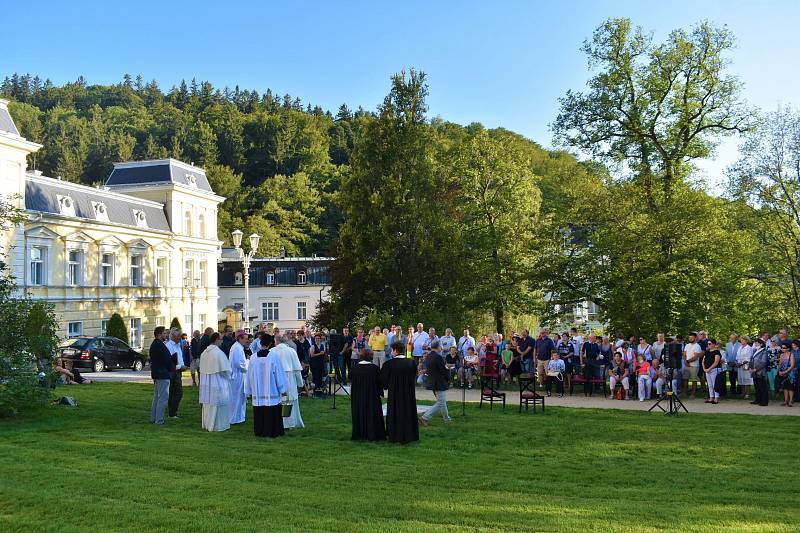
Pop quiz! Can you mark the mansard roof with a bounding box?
[106,158,214,193]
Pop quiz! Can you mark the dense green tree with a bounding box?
[170,317,182,330]
[449,128,541,333]
[729,106,800,329]
[105,313,128,345]
[333,69,462,321]
[550,18,754,333]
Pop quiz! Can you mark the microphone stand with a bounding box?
[461,351,467,417]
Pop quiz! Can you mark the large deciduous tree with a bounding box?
[550,18,753,333]
[729,106,800,329]
[333,69,461,321]
[449,128,540,333]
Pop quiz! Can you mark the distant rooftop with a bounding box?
[219,247,334,262]
[106,158,215,193]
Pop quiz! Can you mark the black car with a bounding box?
[58,336,147,373]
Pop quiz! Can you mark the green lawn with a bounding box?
[0,383,797,532]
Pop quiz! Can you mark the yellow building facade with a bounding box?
[0,99,224,348]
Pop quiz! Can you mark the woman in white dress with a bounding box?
[199,333,233,432]
[736,335,754,399]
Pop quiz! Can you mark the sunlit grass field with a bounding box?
[1,382,797,532]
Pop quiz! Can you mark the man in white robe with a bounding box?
[229,331,249,424]
[271,336,305,429]
[199,336,232,432]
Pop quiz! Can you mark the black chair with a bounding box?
[519,373,545,413]
[479,357,505,410]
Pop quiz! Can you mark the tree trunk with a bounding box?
[494,305,505,337]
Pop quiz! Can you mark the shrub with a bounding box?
[170,317,182,330]
[106,313,128,345]
[0,263,59,417]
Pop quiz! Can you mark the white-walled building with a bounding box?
[217,249,332,331]
[0,99,224,346]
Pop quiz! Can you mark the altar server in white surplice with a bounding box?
[229,331,249,424]
[270,334,305,429]
[199,333,232,432]
[245,338,288,438]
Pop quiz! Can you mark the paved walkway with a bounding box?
[84,370,799,416]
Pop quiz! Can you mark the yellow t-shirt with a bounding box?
[369,333,388,352]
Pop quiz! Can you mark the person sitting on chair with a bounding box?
[460,346,479,389]
[446,346,459,383]
[635,354,652,402]
[609,353,630,399]
[651,358,666,398]
[545,351,565,397]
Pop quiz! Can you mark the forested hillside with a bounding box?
[1,73,370,256]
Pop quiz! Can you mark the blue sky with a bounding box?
[5,0,800,185]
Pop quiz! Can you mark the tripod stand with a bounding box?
[648,367,688,415]
[329,358,350,410]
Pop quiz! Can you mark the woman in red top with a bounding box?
[635,354,651,402]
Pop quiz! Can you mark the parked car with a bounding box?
[58,336,147,373]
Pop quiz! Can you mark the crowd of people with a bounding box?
[145,321,798,444]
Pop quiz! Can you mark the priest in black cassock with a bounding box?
[380,341,419,444]
[350,348,386,441]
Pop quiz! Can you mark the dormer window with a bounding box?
[234,272,243,285]
[186,173,197,187]
[91,201,109,222]
[266,271,275,285]
[132,209,148,228]
[57,195,76,217]
[297,270,307,285]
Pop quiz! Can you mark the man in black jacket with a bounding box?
[149,326,174,425]
[419,340,452,425]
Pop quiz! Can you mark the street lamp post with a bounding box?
[232,229,260,332]
[184,277,201,334]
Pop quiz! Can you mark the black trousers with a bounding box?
[728,367,739,394]
[310,358,325,394]
[168,372,183,417]
[546,375,564,394]
[753,375,769,406]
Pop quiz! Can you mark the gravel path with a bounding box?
[84,370,799,416]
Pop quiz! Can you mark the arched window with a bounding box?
[184,211,192,236]
[198,213,206,239]
[234,272,243,285]
[297,270,307,284]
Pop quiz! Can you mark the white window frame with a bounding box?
[184,259,194,285]
[199,313,207,330]
[67,249,82,286]
[266,271,275,285]
[297,270,307,285]
[100,253,114,287]
[129,317,143,349]
[296,301,307,321]
[67,321,83,338]
[198,212,206,239]
[184,210,193,236]
[155,257,168,287]
[130,254,144,287]
[234,271,243,285]
[100,319,110,336]
[262,301,279,321]
[29,246,46,286]
[198,260,207,287]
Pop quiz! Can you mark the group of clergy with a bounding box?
[350,340,421,444]
[198,331,428,444]
[199,331,304,438]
